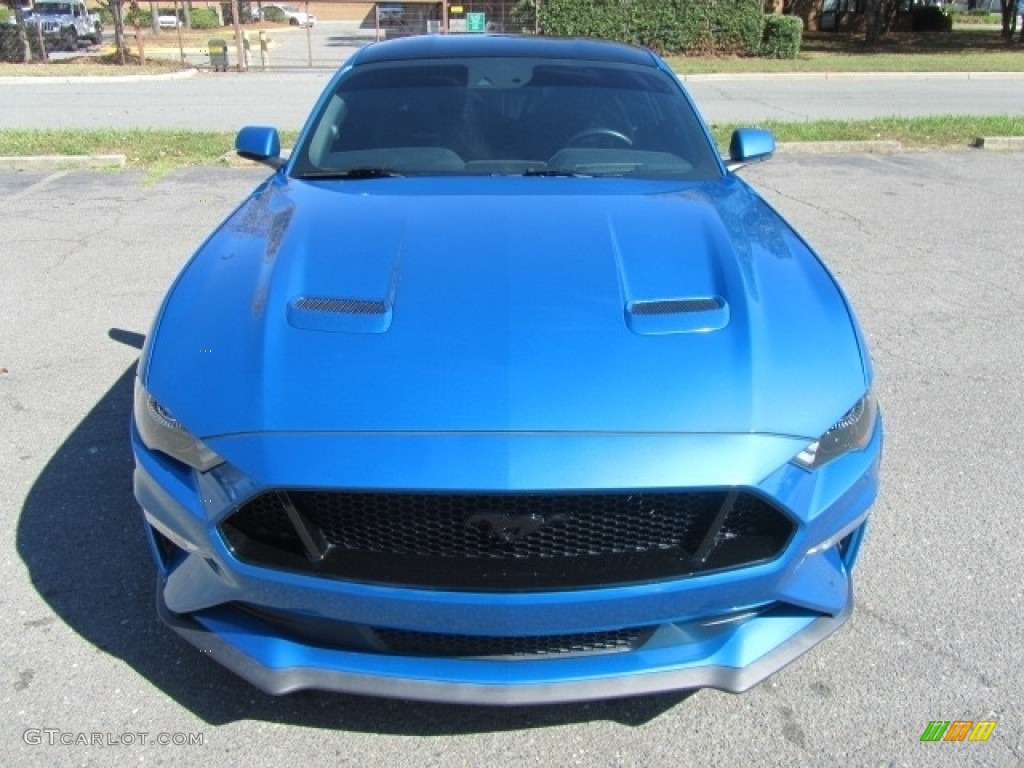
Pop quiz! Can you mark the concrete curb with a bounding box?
[0,68,198,85]
[775,139,904,155]
[972,135,1024,150]
[1,68,1023,85]
[0,154,126,171]
[680,70,1024,82]
[4,138,1023,173]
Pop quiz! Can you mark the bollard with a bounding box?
[259,29,270,70]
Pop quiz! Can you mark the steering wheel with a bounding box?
[565,128,633,148]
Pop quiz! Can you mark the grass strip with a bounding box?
[709,114,1024,150]
[0,118,1022,172]
[0,128,299,172]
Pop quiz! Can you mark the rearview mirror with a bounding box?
[726,128,775,172]
[235,125,283,169]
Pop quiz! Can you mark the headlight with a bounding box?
[133,379,224,472]
[794,392,877,471]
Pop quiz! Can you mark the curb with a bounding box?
[775,139,903,155]
[680,70,1024,82]
[972,135,1024,150]
[0,154,126,171]
[0,68,198,85]
[3,138,1023,173]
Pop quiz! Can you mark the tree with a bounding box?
[11,1,32,62]
[864,0,899,45]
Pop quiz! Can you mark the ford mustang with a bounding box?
[131,34,882,705]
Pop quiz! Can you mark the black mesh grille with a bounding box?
[220,490,794,590]
[234,603,653,658]
[374,626,651,657]
[631,298,722,315]
[294,297,388,315]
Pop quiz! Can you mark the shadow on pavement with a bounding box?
[16,328,690,732]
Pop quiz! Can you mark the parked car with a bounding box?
[133,34,882,705]
[23,0,101,49]
[255,3,314,26]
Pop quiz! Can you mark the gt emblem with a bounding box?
[466,511,568,543]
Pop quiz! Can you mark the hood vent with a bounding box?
[626,296,729,335]
[295,297,388,315]
[631,298,723,316]
[288,296,392,334]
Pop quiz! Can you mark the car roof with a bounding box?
[350,35,660,68]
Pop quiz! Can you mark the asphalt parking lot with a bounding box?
[1,153,1021,767]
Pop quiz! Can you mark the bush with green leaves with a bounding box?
[124,8,154,27]
[261,6,286,22]
[190,8,220,28]
[538,0,764,56]
[911,5,952,31]
[0,24,44,61]
[761,14,802,58]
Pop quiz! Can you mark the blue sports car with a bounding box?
[131,34,882,704]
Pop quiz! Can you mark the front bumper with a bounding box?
[156,585,853,704]
[133,420,881,705]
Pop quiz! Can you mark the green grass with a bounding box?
[1,119,1022,172]
[0,129,299,172]
[709,114,1024,150]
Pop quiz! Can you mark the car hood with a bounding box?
[144,174,868,441]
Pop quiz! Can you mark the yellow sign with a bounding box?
[450,5,463,12]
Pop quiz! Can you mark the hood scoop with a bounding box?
[287,295,393,333]
[626,296,729,335]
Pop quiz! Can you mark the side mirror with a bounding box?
[235,125,283,169]
[726,128,775,172]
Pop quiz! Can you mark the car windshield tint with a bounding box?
[35,3,71,13]
[292,57,722,181]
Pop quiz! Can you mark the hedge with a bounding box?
[761,14,802,58]
[97,6,221,29]
[0,24,45,61]
[538,0,765,56]
[190,8,220,28]
[261,5,286,22]
[910,5,952,31]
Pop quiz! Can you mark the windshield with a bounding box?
[34,2,72,13]
[291,57,722,181]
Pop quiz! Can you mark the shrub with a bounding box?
[0,24,44,61]
[538,0,764,56]
[123,8,154,27]
[261,5,286,22]
[761,14,802,58]
[910,5,952,31]
[190,8,220,28]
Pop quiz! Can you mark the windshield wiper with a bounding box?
[522,168,591,178]
[298,168,405,180]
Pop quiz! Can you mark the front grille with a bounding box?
[235,603,653,658]
[220,490,794,590]
[373,626,650,657]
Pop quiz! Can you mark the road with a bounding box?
[1,152,1022,767]
[3,21,1024,130]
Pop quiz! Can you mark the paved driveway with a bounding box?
[1,153,1021,766]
